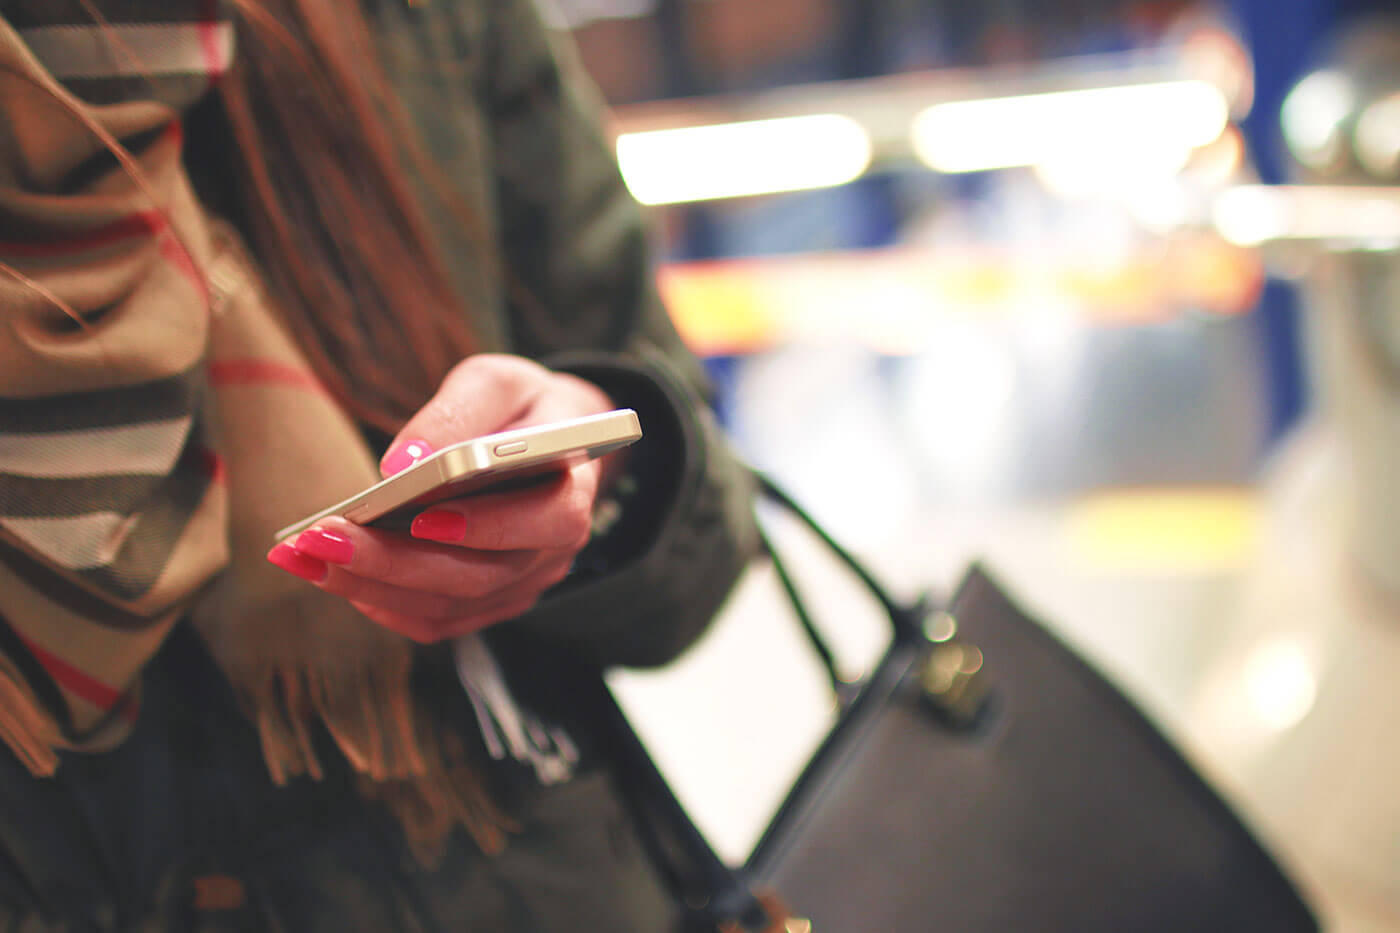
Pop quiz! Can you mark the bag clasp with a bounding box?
[919,611,992,728]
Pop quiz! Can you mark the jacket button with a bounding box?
[191,874,247,912]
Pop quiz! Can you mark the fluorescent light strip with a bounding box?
[1213,185,1400,246]
[911,80,1230,174]
[616,114,872,205]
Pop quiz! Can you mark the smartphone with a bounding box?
[273,408,642,542]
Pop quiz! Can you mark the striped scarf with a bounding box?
[0,6,511,860]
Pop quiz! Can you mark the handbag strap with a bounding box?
[754,473,926,645]
[596,471,932,931]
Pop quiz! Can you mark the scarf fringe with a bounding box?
[240,654,515,865]
[0,667,60,777]
[0,643,516,867]
[357,719,519,867]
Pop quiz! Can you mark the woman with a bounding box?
[0,0,757,928]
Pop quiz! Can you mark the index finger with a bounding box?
[380,355,550,477]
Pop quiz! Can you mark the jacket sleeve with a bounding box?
[480,0,759,668]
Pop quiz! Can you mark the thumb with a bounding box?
[379,354,550,477]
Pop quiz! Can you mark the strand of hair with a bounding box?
[0,261,90,332]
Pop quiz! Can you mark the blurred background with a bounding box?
[557,0,1400,929]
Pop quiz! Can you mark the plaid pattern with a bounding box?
[0,11,227,759]
[7,0,229,107]
[0,6,512,850]
[0,381,210,598]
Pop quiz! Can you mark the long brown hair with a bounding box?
[219,0,480,433]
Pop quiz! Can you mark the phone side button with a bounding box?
[493,441,528,456]
[345,504,374,523]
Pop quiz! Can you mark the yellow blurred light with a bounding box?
[1067,488,1258,575]
[654,263,776,356]
[910,80,1230,174]
[615,114,872,205]
[1213,184,1400,245]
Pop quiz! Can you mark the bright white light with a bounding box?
[910,80,1230,174]
[1355,94,1400,179]
[1126,181,1191,233]
[1213,184,1400,245]
[1242,638,1317,733]
[616,114,872,205]
[1212,185,1293,246]
[1034,144,1193,199]
[902,323,1018,500]
[1184,126,1246,188]
[1281,70,1354,169]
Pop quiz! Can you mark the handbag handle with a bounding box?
[754,475,930,683]
[594,471,935,932]
[754,474,914,626]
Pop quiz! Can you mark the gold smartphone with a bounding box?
[273,408,641,542]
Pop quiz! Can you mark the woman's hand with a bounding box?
[266,354,618,642]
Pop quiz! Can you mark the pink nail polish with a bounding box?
[411,510,467,543]
[267,542,328,582]
[293,527,354,565]
[382,438,434,476]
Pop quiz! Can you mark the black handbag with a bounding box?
[590,475,1319,932]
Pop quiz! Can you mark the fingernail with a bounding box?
[267,542,328,582]
[411,510,467,543]
[382,438,434,476]
[293,527,354,565]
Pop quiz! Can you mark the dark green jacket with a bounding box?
[0,0,757,928]
[359,0,760,671]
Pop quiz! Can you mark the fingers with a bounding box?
[267,537,574,643]
[285,460,597,582]
[344,558,572,643]
[351,594,544,643]
[290,517,543,598]
[269,354,619,643]
[266,458,598,644]
[319,555,573,625]
[408,467,599,552]
[379,355,550,478]
[377,356,617,479]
